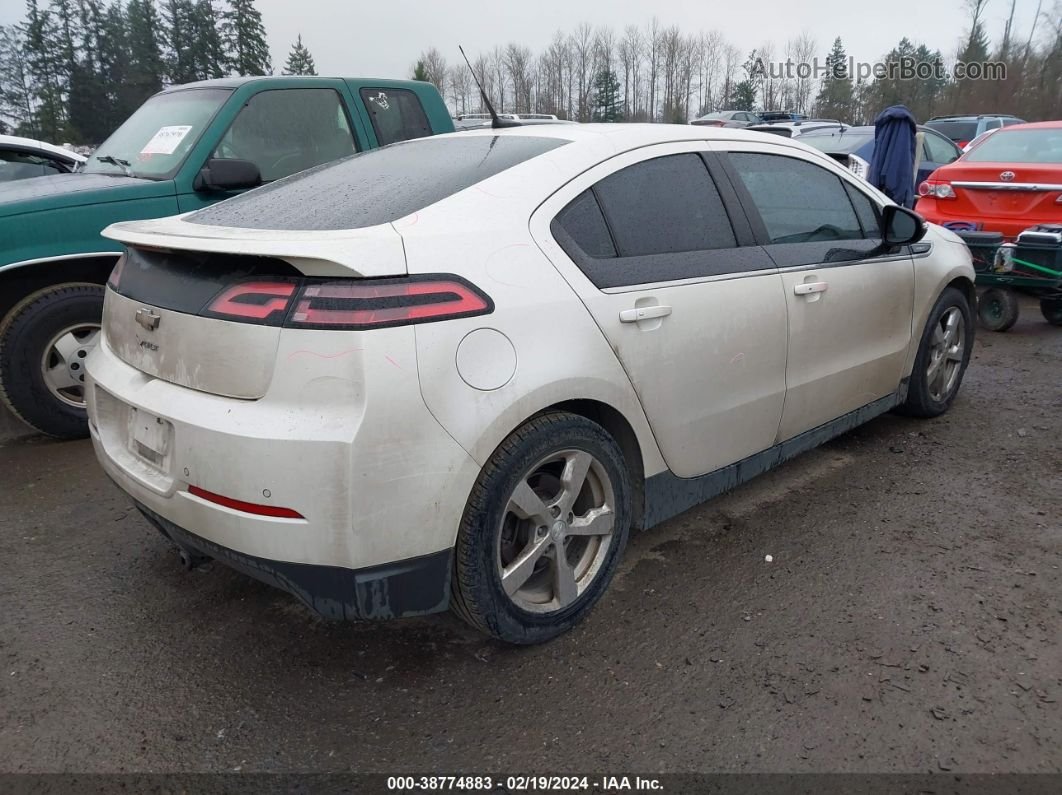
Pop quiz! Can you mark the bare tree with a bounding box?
[645,17,661,121]
[619,25,643,120]
[570,23,596,121]
[505,43,533,114]
[420,47,448,95]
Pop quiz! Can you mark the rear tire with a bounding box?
[977,288,1019,332]
[900,287,974,419]
[451,412,631,645]
[0,283,103,439]
[1040,298,1062,327]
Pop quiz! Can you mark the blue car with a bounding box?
[799,124,963,186]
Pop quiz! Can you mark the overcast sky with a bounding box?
[0,0,1050,78]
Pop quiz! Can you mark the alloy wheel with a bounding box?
[40,323,100,407]
[926,307,965,402]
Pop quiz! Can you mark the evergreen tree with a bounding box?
[125,0,165,101]
[190,0,226,80]
[283,33,316,76]
[161,0,197,84]
[222,0,271,76]
[0,25,35,133]
[729,79,758,111]
[19,0,67,140]
[591,67,622,121]
[411,59,428,82]
[814,37,855,120]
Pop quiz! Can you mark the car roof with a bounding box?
[927,114,1022,120]
[161,76,422,92]
[994,120,1062,130]
[0,134,85,162]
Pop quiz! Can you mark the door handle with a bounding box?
[619,305,673,323]
[794,282,828,296]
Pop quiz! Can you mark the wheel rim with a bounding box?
[926,307,965,402]
[984,298,1003,321]
[40,323,100,408]
[495,449,616,614]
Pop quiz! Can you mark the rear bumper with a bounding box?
[916,200,1051,239]
[135,501,451,620]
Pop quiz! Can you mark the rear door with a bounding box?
[716,144,915,440]
[532,142,788,479]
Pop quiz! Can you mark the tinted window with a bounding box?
[729,152,864,244]
[842,182,882,238]
[925,120,978,142]
[361,88,431,145]
[924,131,960,164]
[1001,118,1024,127]
[964,128,1062,164]
[214,89,356,182]
[555,191,616,258]
[594,154,737,256]
[188,135,568,231]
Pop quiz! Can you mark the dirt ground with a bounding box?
[1,297,1059,776]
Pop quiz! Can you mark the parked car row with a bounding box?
[0,135,85,182]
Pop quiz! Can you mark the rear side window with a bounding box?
[555,191,616,258]
[187,135,568,230]
[594,154,737,256]
[360,88,431,145]
[728,152,864,243]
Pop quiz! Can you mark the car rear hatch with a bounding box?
[101,222,409,399]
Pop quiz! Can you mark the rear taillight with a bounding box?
[289,278,490,329]
[107,255,125,289]
[206,281,297,324]
[918,180,957,200]
[202,275,492,329]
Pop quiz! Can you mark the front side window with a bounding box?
[214,89,356,182]
[84,88,230,180]
[728,152,864,244]
[360,88,432,146]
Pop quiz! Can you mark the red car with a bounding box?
[916,121,1062,239]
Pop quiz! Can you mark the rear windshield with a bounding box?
[801,131,874,154]
[964,128,1062,164]
[925,120,978,142]
[187,135,569,231]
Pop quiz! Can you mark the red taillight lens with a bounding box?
[205,281,297,324]
[918,180,956,200]
[956,140,969,149]
[287,276,492,330]
[107,255,125,289]
[200,275,491,329]
[188,485,304,519]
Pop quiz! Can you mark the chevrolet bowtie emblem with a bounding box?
[135,307,161,331]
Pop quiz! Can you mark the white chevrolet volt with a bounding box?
[87,125,976,644]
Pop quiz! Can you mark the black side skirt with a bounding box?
[643,389,905,529]
[135,503,452,621]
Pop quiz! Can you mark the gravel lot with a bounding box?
[1,297,1059,775]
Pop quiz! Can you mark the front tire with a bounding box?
[451,412,632,645]
[0,283,104,439]
[900,287,974,419]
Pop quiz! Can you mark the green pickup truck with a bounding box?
[0,76,454,438]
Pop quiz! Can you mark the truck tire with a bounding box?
[0,283,104,439]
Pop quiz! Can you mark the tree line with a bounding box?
[415,0,1061,125]
[0,0,318,145]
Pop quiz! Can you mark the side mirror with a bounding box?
[194,158,262,192]
[882,204,927,246]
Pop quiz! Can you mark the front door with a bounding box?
[720,146,915,440]
[532,143,788,479]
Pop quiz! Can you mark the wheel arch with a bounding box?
[0,254,119,323]
[539,398,648,532]
[947,275,976,311]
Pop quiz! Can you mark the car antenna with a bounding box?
[458,45,521,129]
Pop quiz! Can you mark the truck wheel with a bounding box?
[977,288,1019,332]
[1040,298,1062,327]
[451,412,631,645]
[0,283,104,439]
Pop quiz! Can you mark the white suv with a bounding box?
[87,125,976,644]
